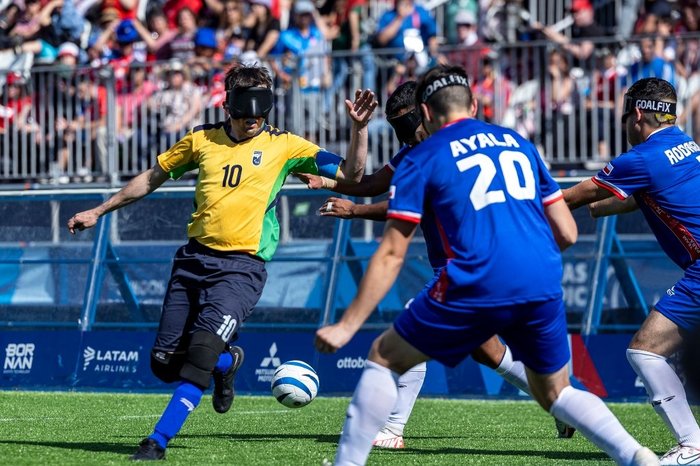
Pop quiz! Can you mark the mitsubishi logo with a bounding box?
[261,343,281,368]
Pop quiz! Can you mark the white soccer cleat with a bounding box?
[659,444,700,465]
[631,447,659,466]
[372,428,405,449]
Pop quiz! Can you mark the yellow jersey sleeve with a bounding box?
[286,133,343,179]
[157,130,198,180]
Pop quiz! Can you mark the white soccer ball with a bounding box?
[270,360,319,408]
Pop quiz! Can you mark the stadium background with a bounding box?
[0,0,696,400]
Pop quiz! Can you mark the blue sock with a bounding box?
[214,351,233,373]
[149,381,203,449]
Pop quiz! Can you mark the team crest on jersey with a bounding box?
[252,150,263,166]
[602,162,614,176]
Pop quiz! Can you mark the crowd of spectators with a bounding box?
[0,0,700,182]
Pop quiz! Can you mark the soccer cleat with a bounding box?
[212,346,245,414]
[555,418,576,439]
[631,447,659,466]
[372,428,405,449]
[659,444,700,465]
[130,438,165,461]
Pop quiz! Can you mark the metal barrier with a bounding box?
[1,34,699,183]
[0,180,681,334]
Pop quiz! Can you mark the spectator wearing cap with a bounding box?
[147,62,203,152]
[532,0,608,65]
[448,10,487,84]
[374,0,439,66]
[109,20,147,85]
[190,28,224,81]
[271,0,331,89]
[57,41,80,66]
[244,0,280,59]
[157,7,198,61]
[270,0,332,138]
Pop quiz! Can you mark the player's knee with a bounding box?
[150,350,186,384]
[180,331,227,388]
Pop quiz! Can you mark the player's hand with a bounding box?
[67,209,100,234]
[315,322,355,353]
[346,89,378,128]
[319,197,355,219]
[295,172,325,189]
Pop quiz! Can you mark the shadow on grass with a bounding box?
[179,432,341,444]
[0,439,186,455]
[394,446,610,461]
[178,433,612,462]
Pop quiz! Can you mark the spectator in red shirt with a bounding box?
[162,0,203,28]
[0,72,38,178]
[101,0,137,20]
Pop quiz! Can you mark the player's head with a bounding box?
[415,65,477,135]
[622,77,677,146]
[223,64,274,138]
[386,81,426,146]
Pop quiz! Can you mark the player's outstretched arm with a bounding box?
[544,198,578,251]
[563,178,614,210]
[588,196,638,218]
[297,166,394,197]
[319,198,389,221]
[315,218,416,353]
[336,89,378,183]
[67,164,170,234]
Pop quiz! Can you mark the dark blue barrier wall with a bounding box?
[1,329,662,400]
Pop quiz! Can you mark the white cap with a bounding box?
[58,42,80,58]
[455,10,476,25]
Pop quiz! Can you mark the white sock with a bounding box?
[627,348,700,448]
[384,362,426,435]
[550,386,641,465]
[495,345,531,395]
[335,361,399,466]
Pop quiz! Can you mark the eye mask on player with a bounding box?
[388,108,422,145]
[226,87,273,119]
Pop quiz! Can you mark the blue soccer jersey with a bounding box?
[387,118,564,307]
[593,126,700,269]
[387,145,447,271]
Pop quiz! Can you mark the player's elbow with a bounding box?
[557,223,578,251]
[588,203,604,218]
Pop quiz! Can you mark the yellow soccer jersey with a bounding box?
[157,122,343,260]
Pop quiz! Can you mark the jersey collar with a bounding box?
[225,120,266,144]
[645,125,675,141]
[440,117,470,129]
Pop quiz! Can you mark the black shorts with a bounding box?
[153,239,267,354]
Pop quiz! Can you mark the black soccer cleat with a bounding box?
[212,345,245,414]
[555,418,576,439]
[130,438,165,461]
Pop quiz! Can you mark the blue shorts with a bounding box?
[393,291,570,374]
[154,239,267,354]
[654,261,700,331]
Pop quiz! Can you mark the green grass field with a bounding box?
[0,392,680,465]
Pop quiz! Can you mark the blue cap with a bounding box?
[194,28,218,49]
[116,20,139,44]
